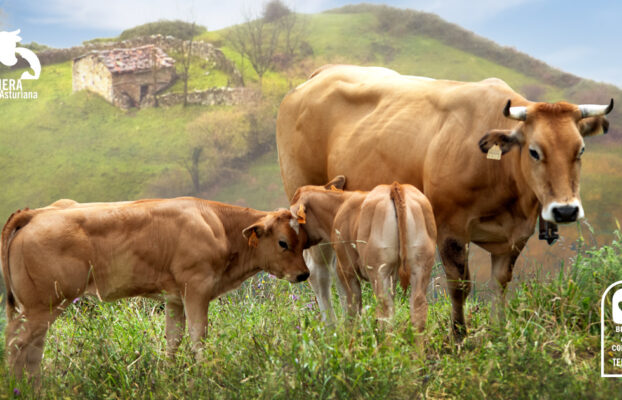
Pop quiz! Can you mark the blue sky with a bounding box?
[1,0,620,88]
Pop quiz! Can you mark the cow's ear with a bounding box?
[478,129,524,155]
[242,223,265,247]
[324,175,346,190]
[578,116,609,137]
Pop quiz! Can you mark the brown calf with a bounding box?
[2,197,310,379]
[290,177,436,331]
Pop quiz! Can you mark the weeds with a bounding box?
[2,236,622,398]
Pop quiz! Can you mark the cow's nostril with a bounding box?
[296,272,310,282]
[552,205,579,223]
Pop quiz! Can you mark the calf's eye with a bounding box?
[577,147,585,159]
[278,240,288,250]
[529,148,540,161]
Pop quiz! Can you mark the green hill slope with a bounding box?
[1,5,621,242]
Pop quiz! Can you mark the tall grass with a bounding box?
[2,235,622,398]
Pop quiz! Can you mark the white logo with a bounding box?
[601,281,622,377]
[0,29,40,100]
[0,29,40,79]
[613,289,622,325]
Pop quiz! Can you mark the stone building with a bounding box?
[72,45,176,108]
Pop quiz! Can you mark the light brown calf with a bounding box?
[1,197,310,379]
[290,177,436,330]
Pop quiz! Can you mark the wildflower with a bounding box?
[289,294,299,301]
[296,325,301,331]
[72,297,80,304]
[13,388,20,396]
[306,302,314,309]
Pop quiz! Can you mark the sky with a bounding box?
[1,0,620,88]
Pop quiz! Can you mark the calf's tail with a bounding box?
[390,182,410,291]
[1,208,34,320]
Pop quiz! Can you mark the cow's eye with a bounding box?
[278,240,288,250]
[577,147,585,159]
[529,148,540,161]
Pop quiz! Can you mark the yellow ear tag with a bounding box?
[296,204,306,224]
[248,231,259,248]
[487,144,502,160]
[330,185,341,192]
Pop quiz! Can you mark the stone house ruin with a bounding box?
[72,45,176,108]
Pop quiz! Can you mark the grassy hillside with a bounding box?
[0,7,621,260]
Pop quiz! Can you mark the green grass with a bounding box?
[2,235,622,398]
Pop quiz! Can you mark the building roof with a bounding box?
[75,45,175,74]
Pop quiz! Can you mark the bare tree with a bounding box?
[179,22,196,107]
[227,8,281,88]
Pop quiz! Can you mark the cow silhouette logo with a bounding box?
[613,288,622,324]
[0,29,41,80]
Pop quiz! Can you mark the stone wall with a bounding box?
[72,54,113,102]
[112,67,176,107]
[17,35,243,85]
[155,87,259,108]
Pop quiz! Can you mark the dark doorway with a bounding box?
[140,84,149,101]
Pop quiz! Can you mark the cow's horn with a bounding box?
[579,98,614,118]
[503,100,527,121]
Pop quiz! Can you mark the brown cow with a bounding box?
[276,64,613,336]
[2,197,310,379]
[290,177,436,331]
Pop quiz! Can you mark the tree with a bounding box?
[175,22,200,107]
[184,109,250,193]
[263,0,291,22]
[226,6,282,88]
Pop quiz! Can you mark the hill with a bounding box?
[0,5,621,277]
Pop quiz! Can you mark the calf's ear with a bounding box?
[242,223,265,247]
[478,129,524,155]
[289,203,306,224]
[324,175,346,190]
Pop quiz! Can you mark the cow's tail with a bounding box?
[2,208,34,320]
[390,183,410,292]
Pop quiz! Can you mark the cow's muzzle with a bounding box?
[541,199,584,224]
[552,205,579,223]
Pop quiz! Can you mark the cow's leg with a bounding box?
[305,245,337,324]
[6,309,61,382]
[490,245,523,322]
[409,249,435,333]
[439,236,471,339]
[183,293,209,362]
[165,297,186,357]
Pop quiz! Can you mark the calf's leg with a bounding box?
[183,293,210,362]
[6,308,62,382]
[165,297,186,357]
[409,249,435,333]
[305,245,338,324]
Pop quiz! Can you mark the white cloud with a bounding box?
[27,0,332,31]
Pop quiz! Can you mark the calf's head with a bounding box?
[479,99,613,223]
[242,209,310,283]
[289,175,347,245]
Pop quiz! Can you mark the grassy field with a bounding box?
[1,234,622,398]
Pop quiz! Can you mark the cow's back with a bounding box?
[277,65,524,201]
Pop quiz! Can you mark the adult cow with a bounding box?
[2,197,310,379]
[276,64,613,336]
